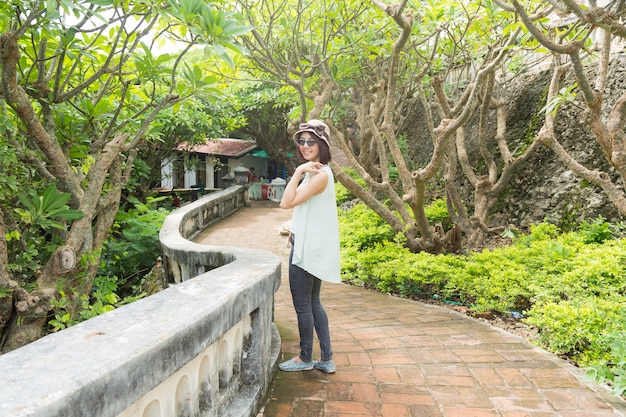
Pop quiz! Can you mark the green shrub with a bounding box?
[610,221,626,238]
[371,249,465,298]
[528,221,561,240]
[335,182,354,206]
[526,296,625,365]
[338,203,394,250]
[49,275,142,331]
[578,216,613,244]
[345,241,411,290]
[424,198,453,231]
[450,250,537,312]
[335,168,367,205]
[99,196,169,295]
[586,328,626,397]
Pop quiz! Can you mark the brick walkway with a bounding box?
[194,200,626,417]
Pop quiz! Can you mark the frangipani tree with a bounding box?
[0,0,249,352]
[239,0,545,252]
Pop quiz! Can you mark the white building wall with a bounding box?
[184,156,197,188]
[161,158,174,189]
[205,159,215,189]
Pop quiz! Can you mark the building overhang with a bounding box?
[177,138,258,158]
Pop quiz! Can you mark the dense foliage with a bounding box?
[100,197,170,293]
[0,0,250,351]
[48,198,170,331]
[338,202,626,396]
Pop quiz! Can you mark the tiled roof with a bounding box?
[177,139,257,158]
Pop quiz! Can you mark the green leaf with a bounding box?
[17,186,83,231]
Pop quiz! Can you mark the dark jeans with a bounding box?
[288,239,333,362]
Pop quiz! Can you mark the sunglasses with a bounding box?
[297,138,318,147]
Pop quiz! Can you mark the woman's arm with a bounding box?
[280,162,328,209]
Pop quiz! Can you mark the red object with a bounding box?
[261,183,269,199]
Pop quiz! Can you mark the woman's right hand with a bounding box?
[280,163,328,209]
[296,161,323,175]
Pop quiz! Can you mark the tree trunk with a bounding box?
[0,213,14,350]
[1,286,56,353]
[0,31,130,350]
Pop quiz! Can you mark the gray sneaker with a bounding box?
[313,360,336,374]
[279,357,314,372]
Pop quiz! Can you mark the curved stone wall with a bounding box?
[0,186,282,417]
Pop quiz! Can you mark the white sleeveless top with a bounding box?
[291,165,341,283]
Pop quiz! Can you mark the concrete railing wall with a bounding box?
[0,186,282,417]
[162,186,247,284]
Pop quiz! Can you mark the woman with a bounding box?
[278,119,341,374]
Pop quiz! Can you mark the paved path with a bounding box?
[194,200,626,417]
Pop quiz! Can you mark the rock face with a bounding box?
[496,56,626,229]
[406,55,626,230]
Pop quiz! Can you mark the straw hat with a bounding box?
[293,119,331,146]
